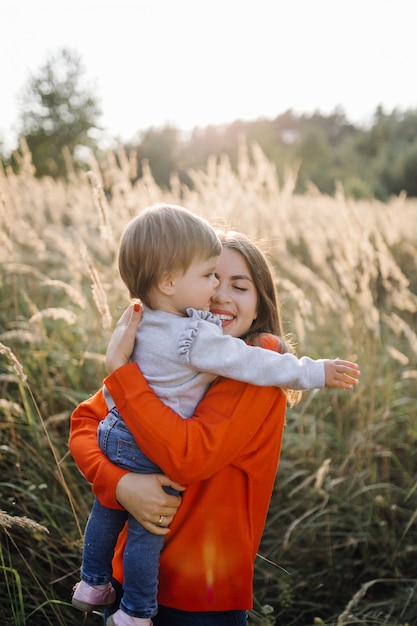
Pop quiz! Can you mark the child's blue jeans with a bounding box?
[81,408,178,619]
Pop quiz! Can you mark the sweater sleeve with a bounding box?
[105,362,287,485]
[68,390,128,509]
[180,318,325,390]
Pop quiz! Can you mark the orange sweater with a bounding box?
[69,341,287,611]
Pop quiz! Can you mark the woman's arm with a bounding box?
[106,363,286,484]
[105,303,286,484]
[69,390,127,509]
[69,389,183,534]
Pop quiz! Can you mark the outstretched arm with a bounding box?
[106,304,360,391]
[104,304,359,485]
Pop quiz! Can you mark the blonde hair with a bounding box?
[119,204,221,308]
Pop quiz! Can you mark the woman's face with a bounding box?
[210,247,258,338]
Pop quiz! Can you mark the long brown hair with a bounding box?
[217,230,301,405]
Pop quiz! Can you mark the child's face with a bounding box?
[169,256,220,314]
[210,247,258,339]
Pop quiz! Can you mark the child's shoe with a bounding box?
[72,580,116,612]
[106,609,152,625]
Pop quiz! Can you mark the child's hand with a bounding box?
[106,302,143,373]
[323,358,361,389]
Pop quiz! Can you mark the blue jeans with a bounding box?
[104,578,248,625]
[81,409,178,619]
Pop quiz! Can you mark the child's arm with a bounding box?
[182,316,360,390]
[254,334,360,389]
[107,305,360,391]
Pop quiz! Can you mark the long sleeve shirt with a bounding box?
[104,306,325,418]
[69,336,288,611]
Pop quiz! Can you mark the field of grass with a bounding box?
[1,139,417,626]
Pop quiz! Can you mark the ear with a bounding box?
[158,272,176,296]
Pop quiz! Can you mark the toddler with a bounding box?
[72,204,359,626]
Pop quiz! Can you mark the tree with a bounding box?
[17,48,101,178]
[292,126,334,194]
[131,125,181,188]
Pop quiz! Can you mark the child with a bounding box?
[72,204,359,626]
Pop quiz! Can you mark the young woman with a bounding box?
[72,207,359,626]
[69,229,360,626]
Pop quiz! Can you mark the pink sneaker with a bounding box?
[106,609,152,625]
[72,580,116,612]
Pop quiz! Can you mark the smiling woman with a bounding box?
[69,225,292,626]
[69,206,359,625]
[214,231,281,345]
[211,245,259,338]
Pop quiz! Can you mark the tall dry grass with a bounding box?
[1,138,416,625]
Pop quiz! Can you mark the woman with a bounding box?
[69,230,359,626]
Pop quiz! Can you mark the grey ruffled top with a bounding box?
[104,306,325,419]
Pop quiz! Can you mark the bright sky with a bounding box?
[1,0,416,151]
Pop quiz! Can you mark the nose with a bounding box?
[212,281,230,303]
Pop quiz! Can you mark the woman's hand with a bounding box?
[115,472,184,536]
[106,303,143,373]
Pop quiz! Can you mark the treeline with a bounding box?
[2,48,417,200]
[126,106,417,201]
[7,106,417,202]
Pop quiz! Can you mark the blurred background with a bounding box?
[1,2,417,625]
[1,0,417,199]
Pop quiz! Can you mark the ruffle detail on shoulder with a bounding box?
[178,308,222,360]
